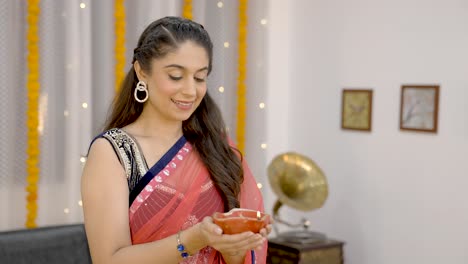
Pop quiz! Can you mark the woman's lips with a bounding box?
[172,99,194,110]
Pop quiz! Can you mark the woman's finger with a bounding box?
[259,224,273,237]
[201,216,223,235]
[215,232,264,253]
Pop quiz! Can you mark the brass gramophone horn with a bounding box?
[267,152,329,243]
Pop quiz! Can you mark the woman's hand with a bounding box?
[197,216,265,257]
[258,223,272,239]
[215,231,265,258]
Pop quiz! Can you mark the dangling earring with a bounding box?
[134,81,149,103]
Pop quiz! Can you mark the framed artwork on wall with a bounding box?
[341,89,373,131]
[399,85,439,133]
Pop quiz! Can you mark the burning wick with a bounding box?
[257,211,261,220]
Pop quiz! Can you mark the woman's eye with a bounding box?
[169,75,182,81]
[194,77,206,83]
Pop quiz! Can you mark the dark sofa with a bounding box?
[0,224,91,264]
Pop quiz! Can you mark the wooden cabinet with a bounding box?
[267,238,345,264]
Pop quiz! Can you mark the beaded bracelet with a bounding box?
[176,231,189,259]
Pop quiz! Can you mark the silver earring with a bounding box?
[134,81,148,103]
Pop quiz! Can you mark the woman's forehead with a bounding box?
[153,42,209,70]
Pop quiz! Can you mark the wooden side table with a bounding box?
[267,237,345,264]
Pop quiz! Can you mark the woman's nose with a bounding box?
[181,79,197,96]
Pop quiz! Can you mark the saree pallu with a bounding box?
[128,139,267,264]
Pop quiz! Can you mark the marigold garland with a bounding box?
[25,0,41,229]
[236,0,248,153]
[182,0,193,20]
[114,0,126,93]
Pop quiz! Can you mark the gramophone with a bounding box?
[267,152,328,244]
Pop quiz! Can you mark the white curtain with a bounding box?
[0,0,268,231]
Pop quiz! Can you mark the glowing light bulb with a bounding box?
[218,86,225,93]
[217,1,223,8]
[224,42,230,48]
[82,103,88,109]
[260,143,267,149]
[64,208,70,214]
[259,102,265,109]
[257,183,263,189]
[260,19,267,25]
[80,3,86,9]
[78,200,83,207]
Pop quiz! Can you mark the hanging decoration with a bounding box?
[114,0,126,93]
[25,0,41,229]
[236,0,248,153]
[182,0,193,20]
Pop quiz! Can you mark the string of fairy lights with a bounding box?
[25,1,269,223]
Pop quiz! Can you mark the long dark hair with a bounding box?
[104,16,243,211]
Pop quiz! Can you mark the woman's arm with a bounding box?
[81,139,208,264]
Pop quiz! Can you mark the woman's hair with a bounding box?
[104,16,243,211]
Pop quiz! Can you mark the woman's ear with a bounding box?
[134,61,147,82]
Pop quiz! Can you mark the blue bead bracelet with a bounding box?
[176,231,189,259]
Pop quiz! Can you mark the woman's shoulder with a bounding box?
[98,127,125,141]
[87,128,130,160]
[88,127,139,179]
[87,137,114,158]
[89,128,129,149]
[82,131,127,193]
[88,128,122,156]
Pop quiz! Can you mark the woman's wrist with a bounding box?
[178,223,208,256]
[176,231,190,258]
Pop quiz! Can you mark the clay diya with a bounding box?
[213,208,270,235]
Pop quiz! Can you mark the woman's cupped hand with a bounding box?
[197,216,272,257]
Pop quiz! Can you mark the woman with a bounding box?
[81,16,270,264]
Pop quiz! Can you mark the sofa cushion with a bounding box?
[0,224,91,264]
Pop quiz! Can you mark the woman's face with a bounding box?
[138,41,209,123]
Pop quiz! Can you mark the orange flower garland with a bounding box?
[114,0,126,93]
[236,0,248,153]
[25,0,41,228]
[182,0,193,20]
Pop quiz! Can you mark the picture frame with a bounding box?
[399,85,439,133]
[341,89,373,131]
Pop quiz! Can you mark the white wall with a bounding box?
[266,0,468,263]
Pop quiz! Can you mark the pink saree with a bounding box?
[128,138,267,263]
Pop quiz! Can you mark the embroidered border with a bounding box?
[129,144,192,220]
